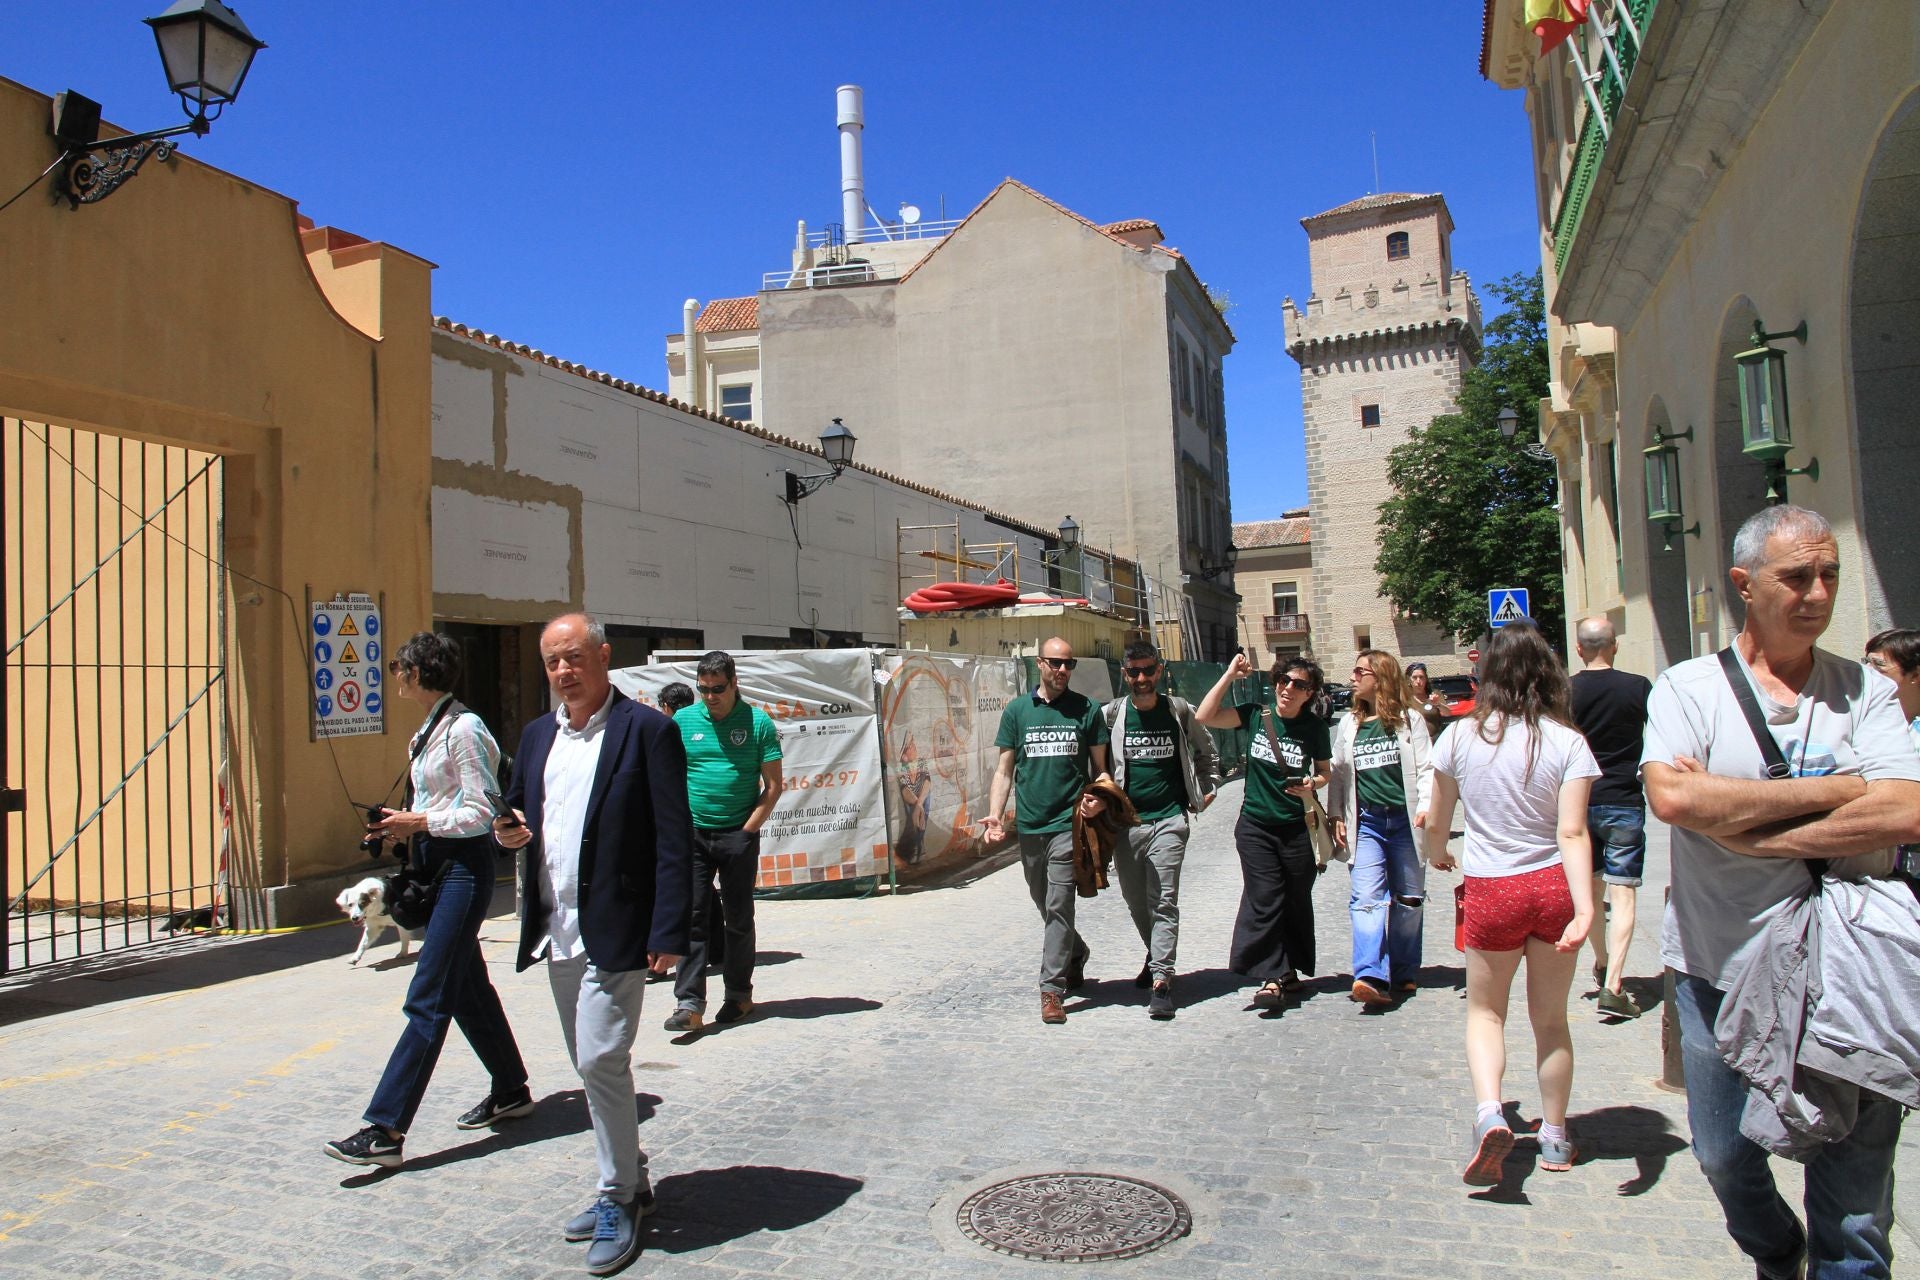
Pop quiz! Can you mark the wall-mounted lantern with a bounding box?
[1643,425,1699,552]
[1735,317,1818,503]
[781,418,858,505]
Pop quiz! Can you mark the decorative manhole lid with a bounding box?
[957,1172,1191,1262]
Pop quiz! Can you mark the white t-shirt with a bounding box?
[1644,646,1920,989]
[1430,715,1599,877]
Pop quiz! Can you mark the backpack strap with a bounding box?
[1716,647,1825,881]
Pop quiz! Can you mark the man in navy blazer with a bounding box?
[496,613,691,1276]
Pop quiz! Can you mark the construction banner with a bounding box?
[876,651,1028,880]
[613,650,887,891]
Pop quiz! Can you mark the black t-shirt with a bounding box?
[1571,667,1653,805]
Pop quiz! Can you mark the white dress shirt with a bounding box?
[538,689,614,961]
[408,696,500,838]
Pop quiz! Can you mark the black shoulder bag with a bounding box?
[1716,647,1826,883]
[380,699,463,930]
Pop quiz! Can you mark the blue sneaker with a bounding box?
[565,1190,656,1242]
[585,1195,645,1275]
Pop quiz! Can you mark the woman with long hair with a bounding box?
[1405,661,1451,737]
[1423,624,1597,1185]
[324,632,533,1169]
[1327,649,1434,1007]
[1197,652,1333,1008]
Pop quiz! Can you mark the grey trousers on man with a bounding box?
[1113,814,1189,982]
[1019,830,1088,994]
[548,953,652,1204]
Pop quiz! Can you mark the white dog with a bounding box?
[336,877,422,966]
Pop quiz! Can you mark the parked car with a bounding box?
[1322,681,1353,717]
[1430,673,1477,717]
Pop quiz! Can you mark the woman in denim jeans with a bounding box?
[324,632,533,1169]
[1328,650,1434,1006]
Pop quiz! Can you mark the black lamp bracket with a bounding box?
[1650,424,1694,447]
[1749,318,1808,346]
[782,466,843,505]
[1658,520,1702,553]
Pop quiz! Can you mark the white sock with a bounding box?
[1539,1121,1567,1146]
[1475,1101,1505,1128]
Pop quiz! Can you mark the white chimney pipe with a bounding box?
[682,298,702,409]
[837,84,864,245]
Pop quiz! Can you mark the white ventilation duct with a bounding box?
[837,84,864,245]
[682,298,701,410]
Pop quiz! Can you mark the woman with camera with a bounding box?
[325,632,533,1169]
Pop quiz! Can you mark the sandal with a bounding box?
[1279,969,1304,992]
[1252,981,1285,1009]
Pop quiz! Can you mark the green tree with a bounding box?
[1373,271,1563,647]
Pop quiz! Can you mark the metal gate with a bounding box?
[3,418,241,973]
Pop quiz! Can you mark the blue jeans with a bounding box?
[1674,973,1902,1279]
[365,838,528,1134]
[1348,806,1424,986]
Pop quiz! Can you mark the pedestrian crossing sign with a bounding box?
[1487,588,1530,629]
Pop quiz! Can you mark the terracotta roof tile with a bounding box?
[430,315,1061,542]
[1233,517,1311,549]
[694,296,758,333]
[1303,192,1437,221]
[1100,218,1163,238]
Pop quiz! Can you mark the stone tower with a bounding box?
[1283,193,1482,674]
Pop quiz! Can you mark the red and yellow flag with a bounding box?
[1526,0,1591,54]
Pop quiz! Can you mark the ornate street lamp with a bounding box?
[782,419,859,504]
[1497,405,1554,463]
[1643,425,1700,552]
[47,1,266,208]
[1735,317,1818,503]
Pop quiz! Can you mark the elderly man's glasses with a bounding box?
[1038,657,1078,670]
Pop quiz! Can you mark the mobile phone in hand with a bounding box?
[484,788,522,828]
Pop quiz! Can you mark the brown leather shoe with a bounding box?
[1040,991,1066,1024]
[1350,978,1393,1007]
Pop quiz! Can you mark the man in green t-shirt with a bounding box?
[1101,641,1221,1020]
[985,636,1112,1025]
[667,652,783,1033]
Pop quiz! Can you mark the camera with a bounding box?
[359,805,387,856]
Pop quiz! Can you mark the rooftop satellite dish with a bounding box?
[899,203,922,225]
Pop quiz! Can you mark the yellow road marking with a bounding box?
[0,1043,214,1092]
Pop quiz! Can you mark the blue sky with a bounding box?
[11,3,1539,521]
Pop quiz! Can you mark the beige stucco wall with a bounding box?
[1606,4,1919,664]
[0,76,435,918]
[1231,543,1314,659]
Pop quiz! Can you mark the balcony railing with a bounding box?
[1263,613,1309,635]
[806,217,964,248]
[1550,0,1658,276]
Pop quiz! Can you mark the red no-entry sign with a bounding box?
[1466,648,1482,662]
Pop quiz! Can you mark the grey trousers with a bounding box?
[1019,830,1088,994]
[1113,814,1189,981]
[547,953,652,1204]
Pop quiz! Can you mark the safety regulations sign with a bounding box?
[311,593,385,739]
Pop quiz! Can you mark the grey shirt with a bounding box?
[1644,646,1920,988]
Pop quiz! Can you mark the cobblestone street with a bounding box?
[3,782,1914,1278]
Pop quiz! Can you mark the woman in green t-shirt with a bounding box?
[1196,652,1333,1009]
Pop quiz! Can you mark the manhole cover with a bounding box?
[957,1172,1191,1262]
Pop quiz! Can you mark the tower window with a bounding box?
[1386,231,1410,261]
[1361,403,1382,428]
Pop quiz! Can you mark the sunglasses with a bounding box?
[1279,676,1314,692]
[697,683,731,696]
[1038,657,1078,670]
[1350,666,1376,678]
[1123,664,1159,679]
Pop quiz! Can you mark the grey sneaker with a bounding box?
[565,1190,657,1242]
[584,1195,643,1275]
[1597,987,1644,1019]
[1463,1113,1513,1186]
[1538,1133,1578,1171]
[662,1007,703,1033]
[1148,980,1176,1021]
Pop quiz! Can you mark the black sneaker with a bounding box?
[1148,980,1176,1020]
[714,998,754,1025]
[455,1087,536,1130]
[1133,958,1152,989]
[324,1125,403,1168]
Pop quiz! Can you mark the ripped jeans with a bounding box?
[1348,805,1425,987]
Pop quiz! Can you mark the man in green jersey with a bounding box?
[1101,640,1220,1020]
[984,636,1112,1025]
[667,652,783,1033]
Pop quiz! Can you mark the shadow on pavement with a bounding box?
[746,996,881,1021]
[337,1090,663,1187]
[751,950,804,968]
[646,1165,863,1253]
[1568,1103,1688,1196]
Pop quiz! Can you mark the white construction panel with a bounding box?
[504,368,640,510]
[431,354,494,466]
[635,407,739,526]
[581,501,698,623]
[432,488,571,603]
[693,525,772,625]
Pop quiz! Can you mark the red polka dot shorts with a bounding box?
[1463,864,1575,952]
